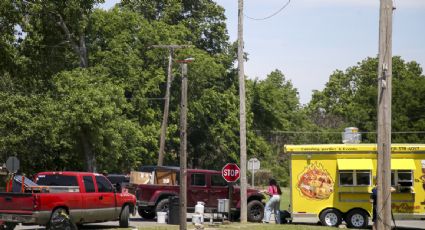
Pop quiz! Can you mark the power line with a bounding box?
[253,130,425,134]
[244,0,291,21]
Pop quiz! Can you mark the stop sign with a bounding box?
[222,163,240,183]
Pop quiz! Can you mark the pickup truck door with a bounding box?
[188,173,209,207]
[94,176,117,220]
[82,175,99,222]
[208,174,229,208]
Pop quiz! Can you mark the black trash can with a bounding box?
[279,210,291,224]
[168,196,180,225]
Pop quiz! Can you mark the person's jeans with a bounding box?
[263,195,281,223]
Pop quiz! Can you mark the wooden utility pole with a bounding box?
[377,0,393,229]
[238,0,248,223]
[177,58,193,230]
[151,45,192,166]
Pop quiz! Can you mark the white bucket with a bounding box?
[157,212,167,224]
[192,213,204,224]
[195,201,205,214]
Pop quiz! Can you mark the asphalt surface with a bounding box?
[13,213,425,229]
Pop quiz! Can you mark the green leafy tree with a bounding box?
[247,70,309,185]
[121,0,229,54]
[307,56,425,143]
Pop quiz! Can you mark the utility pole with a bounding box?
[151,45,192,166]
[177,58,194,230]
[377,0,393,230]
[238,0,248,223]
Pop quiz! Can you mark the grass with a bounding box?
[280,187,290,211]
[260,186,290,210]
[127,223,336,230]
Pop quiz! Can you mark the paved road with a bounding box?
[13,213,425,230]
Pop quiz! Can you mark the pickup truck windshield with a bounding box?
[36,175,78,186]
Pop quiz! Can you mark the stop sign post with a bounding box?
[222,163,241,183]
[222,163,240,220]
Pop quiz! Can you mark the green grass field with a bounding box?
[280,187,290,211]
[131,223,336,230]
[260,186,290,210]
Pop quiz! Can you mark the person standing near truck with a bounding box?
[262,179,282,224]
[370,184,378,230]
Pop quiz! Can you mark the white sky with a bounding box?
[102,0,425,104]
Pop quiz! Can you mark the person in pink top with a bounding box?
[262,178,282,223]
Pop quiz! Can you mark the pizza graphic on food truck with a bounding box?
[297,162,334,200]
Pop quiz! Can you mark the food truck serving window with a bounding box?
[391,170,413,187]
[339,170,371,186]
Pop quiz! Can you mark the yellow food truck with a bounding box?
[284,144,425,228]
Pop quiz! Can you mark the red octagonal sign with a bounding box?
[222,163,240,183]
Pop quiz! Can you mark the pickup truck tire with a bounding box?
[47,208,77,230]
[138,207,156,220]
[3,222,16,230]
[155,199,169,213]
[119,205,130,228]
[247,200,264,222]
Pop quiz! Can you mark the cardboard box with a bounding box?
[156,170,177,185]
[130,171,152,185]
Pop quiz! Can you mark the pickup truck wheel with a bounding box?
[319,209,342,227]
[155,199,169,213]
[345,209,368,229]
[4,223,16,230]
[119,205,130,228]
[247,200,264,222]
[138,207,156,220]
[48,208,77,230]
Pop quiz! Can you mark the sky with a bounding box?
[101,0,425,104]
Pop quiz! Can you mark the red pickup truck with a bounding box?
[0,171,136,229]
[134,166,266,222]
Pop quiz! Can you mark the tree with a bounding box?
[307,56,425,143]
[247,70,308,185]
[121,0,229,54]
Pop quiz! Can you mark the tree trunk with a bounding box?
[79,128,96,172]
[57,13,92,170]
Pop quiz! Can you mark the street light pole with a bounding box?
[150,45,192,166]
[177,58,194,230]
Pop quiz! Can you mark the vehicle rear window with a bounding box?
[96,176,113,192]
[211,174,227,187]
[191,173,206,186]
[83,176,95,193]
[36,175,78,186]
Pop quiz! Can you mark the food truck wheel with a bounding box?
[247,200,264,222]
[345,209,368,229]
[319,209,342,227]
